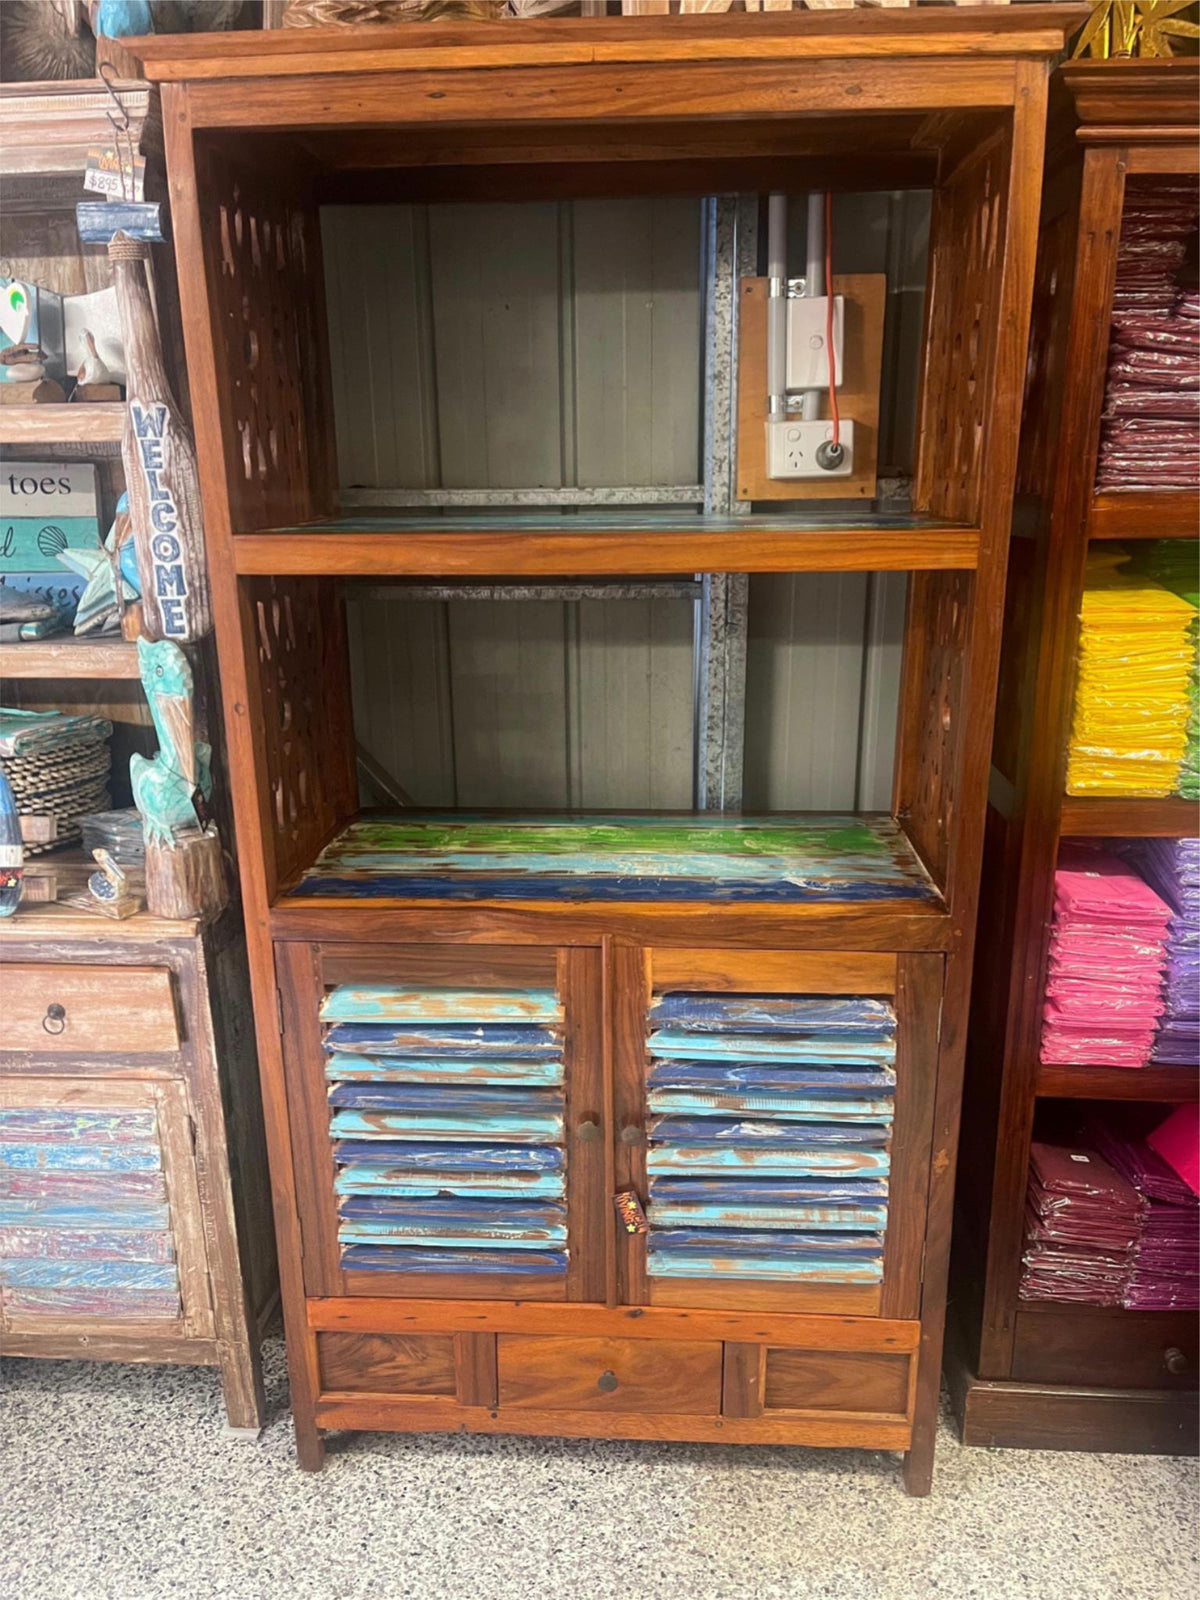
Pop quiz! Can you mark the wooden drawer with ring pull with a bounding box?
[0,965,180,1055]
[496,1334,723,1415]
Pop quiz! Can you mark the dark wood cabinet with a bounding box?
[948,58,1200,1457]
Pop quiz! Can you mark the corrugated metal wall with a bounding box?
[322,194,927,813]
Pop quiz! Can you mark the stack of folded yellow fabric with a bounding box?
[1066,549,1196,797]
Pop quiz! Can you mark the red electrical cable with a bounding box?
[825,190,839,450]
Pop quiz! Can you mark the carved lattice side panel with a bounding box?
[246,576,357,895]
[915,133,1010,526]
[1015,200,1079,504]
[199,145,335,533]
[896,569,972,893]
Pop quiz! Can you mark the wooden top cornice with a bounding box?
[1059,56,1200,143]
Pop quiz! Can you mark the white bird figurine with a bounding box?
[75,330,111,387]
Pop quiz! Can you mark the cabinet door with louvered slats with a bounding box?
[276,942,607,1304]
[611,949,943,1319]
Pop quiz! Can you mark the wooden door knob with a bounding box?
[577,1119,601,1143]
[619,1126,644,1147]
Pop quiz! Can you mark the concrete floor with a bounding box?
[1,1338,1195,1600]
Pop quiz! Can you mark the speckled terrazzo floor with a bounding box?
[1,1339,1195,1600]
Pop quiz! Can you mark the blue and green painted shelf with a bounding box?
[292,814,938,904]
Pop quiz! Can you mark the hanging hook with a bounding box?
[99,62,131,130]
[99,63,138,206]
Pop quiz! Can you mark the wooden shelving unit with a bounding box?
[130,6,1081,1493]
[0,75,274,1431]
[949,58,1199,1459]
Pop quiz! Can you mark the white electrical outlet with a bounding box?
[786,295,844,391]
[766,418,855,480]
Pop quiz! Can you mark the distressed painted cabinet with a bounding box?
[127,7,1083,1493]
[0,907,276,1430]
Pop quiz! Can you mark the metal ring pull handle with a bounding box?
[1164,1347,1188,1375]
[42,1003,67,1036]
[596,1370,619,1394]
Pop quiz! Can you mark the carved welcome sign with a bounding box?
[111,241,212,641]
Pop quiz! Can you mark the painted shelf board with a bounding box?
[0,404,125,446]
[232,514,980,578]
[1087,490,1198,541]
[285,812,942,907]
[1035,1062,1199,1104]
[1060,796,1198,838]
[0,852,199,941]
[0,635,140,681]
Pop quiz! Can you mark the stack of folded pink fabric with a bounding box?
[1088,1117,1200,1312]
[1040,846,1173,1069]
[1020,1141,1141,1306]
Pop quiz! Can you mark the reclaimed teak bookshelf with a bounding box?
[948,58,1200,1457]
[130,8,1082,1492]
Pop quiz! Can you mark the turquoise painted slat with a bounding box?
[4,1287,180,1318]
[335,1167,566,1200]
[646,1249,884,1282]
[338,1223,567,1248]
[646,1089,895,1122]
[645,1145,891,1176]
[0,1258,178,1289]
[648,1061,896,1092]
[647,1030,895,1063]
[647,1177,889,1203]
[320,986,562,1025]
[652,1227,882,1256]
[341,1244,567,1275]
[329,1109,564,1142]
[649,1118,889,1145]
[647,1200,889,1230]
[0,1109,158,1144]
[0,1226,174,1263]
[326,1053,564,1087]
[0,1199,170,1230]
[0,1143,162,1172]
[648,995,897,1034]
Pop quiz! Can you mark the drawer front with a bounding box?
[497,1334,723,1414]
[317,1332,457,1395]
[0,965,179,1055]
[763,1346,912,1417]
[1012,1308,1199,1391]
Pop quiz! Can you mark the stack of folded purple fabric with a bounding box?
[1020,1142,1141,1307]
[1127,837,1200,1065]
[1040,846,1173,1069]
[1088,1117,1200,1311]
[1097,181,1200,491]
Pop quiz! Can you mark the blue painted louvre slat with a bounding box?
[0,1109,158,1144]
[325,1053,564,1086]
[0,1199,171,1230]
[324,983,568,1278]
[647,1061,896,1092]
[645,990,895,1282]
[341,1244,567,1275]
[0,1226,174,1263]
[326,1023,561,1059]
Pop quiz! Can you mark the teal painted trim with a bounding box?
[320,985,562,1025]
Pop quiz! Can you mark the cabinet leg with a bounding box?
[902,1438,934,1497]
[217,1336,267,1432]
[295,1411,326,1471]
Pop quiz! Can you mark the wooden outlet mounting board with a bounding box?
[737,274,886,502]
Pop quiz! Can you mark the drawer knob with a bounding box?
[619,1126,645,1147]
[1164,1347,1188,1376]
[596,1370,619,1394]
[42,1003,67,1036]
[577,1119,601,1144]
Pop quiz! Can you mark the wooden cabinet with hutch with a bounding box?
[948,57,1200,1457]
[0,79,275,1429]
[129,7,1082,1492]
